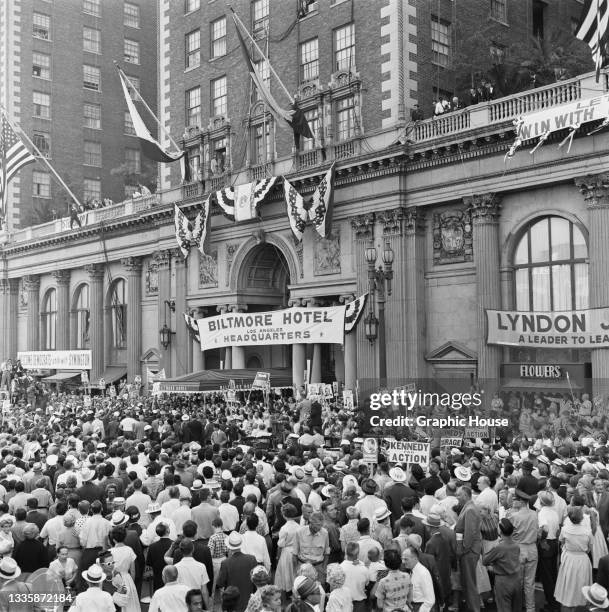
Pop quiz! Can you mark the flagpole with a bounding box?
[230,8,294,104]
[1,106,83,209]
[114,63,182,153]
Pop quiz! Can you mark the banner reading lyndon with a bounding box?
[197,306,346,351]
[487,308,609,348]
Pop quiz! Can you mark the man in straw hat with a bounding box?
[69,563,115,610]
[216,531,258,612]
[0,557,29,609]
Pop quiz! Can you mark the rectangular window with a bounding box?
[185,0,200,12]
[490,0,507,22]
[334,23,354,71]
[125,148,141,174]
[185,29,201,68]
[431,15,450,67]
[33,91,51,119]
[211,76,227,116]
[210,137,226,175]
[253,123,271,164]
[253,59,269,101]
[186,86,201,126]
[300,38,319,81]
[211,17,227,58]
[124,39,140,64]
[124,111,135,135]
[33,132,51,158]
[32,52,50,79]
[83,26,101,53]
[126,75,140,101]
[124,2,140,28]
[84,140,102,167]
[33,171,51,197]
[83,64,101,90]
[83,178,101,202]
[301,107,319,150]
[84,102,101,129]
[83,0,100,16]
[252,0,269,34]
[33,13,51,40]
[188,148,201,179]
[336,95,355,141]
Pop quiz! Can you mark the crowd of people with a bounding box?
[0,370,606,611]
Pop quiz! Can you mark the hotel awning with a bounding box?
[42,371,81,383]
[97,366,127,386]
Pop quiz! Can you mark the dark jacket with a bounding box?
[146,536,172,591]
[217,551,258,612]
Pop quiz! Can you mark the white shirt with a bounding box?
[475,487,499,515]
[538,506,560,539]
[534,491,568,525]
[308,490,323,512]
[140,515,177,546]
[41,514,64,546]
[147,581,189,612]
[241,530,271,570]
[355,495,388,523]
[68,587,115,612]
[120,417,137,432]
[339,559,369,602]
[410,562,435,612]
[218,502,239,532]
[174,556,210,591]
[161,499,180,518]
[171,505,192,536]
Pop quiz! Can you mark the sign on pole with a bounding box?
[252,372,271,390]
[464,426,489,439]
[342,389,354,411]
[382,439,430,468]
[362,438,378,464]
[440,436,464,448]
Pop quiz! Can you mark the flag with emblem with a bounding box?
[309,163,335,238]
[191,195,211,255]
[183,312,201,343]
[575,0,609,81]
[344,294,368,333]
[174,204,192,258]
[0,114,36,218]
[283,177,308,241]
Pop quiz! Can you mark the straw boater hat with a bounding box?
[389,466,406,482]
[374,506,391,522]
[81,564,105,585]
[454,466,471,482]
[0,558,21,580]
[582,584,609,609]
[227,531,242,551]
[111,511,129,527]
[146,502,161,515]
[80,467,95,482]
[422,510,443,528]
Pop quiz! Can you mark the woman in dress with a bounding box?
[107,527,139,612]
[554,505,594,611]
[274,503,300,597]
[0,515,15,558]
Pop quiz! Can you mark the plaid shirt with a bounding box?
[208,532,228,559]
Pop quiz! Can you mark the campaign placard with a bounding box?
[382,439,430,468]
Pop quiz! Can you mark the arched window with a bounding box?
[75,284,90,349]
[110,279,127,349]
[514,216,588,312]
[41,288,57,350]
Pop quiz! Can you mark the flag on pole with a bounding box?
[118,68,184,163]
[575,0,609,81]
[191,195,211,255]
[183,312,201,343]
[0,114,36,217]
[309,163,335,238]
[174,204,192,258]
[344,294,368,332]
[283,178,308,241]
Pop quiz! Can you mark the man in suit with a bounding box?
[147,522,173,592]
[455,485,482,612]
[593,479,609,537]
[216,532,258,612]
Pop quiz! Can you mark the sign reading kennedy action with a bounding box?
[197,306,345,351]
[487,308,609,348]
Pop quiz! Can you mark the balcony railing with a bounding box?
[182,182,202,200]
[333,138,360,160]
[297,148,324,169]
[248,162,274,181]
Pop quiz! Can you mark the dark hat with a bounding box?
[522,460,534,471]
[361,478,377,494]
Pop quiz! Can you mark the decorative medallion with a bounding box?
[314,230,341,276]
[199,249,218,288]
[432,209,473,264]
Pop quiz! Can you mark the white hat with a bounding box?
[582,584,609,609]
[146,502,161,514]
[80,467,95,482]
[81,564,105,584]
[389,466,406,482]
[374,506,391,522]
[0,557,21,580]
[191,480,203,491]
[181,414,189,421]
[454,466,471,482]
[227,531,242,550]
[111,511,129,527]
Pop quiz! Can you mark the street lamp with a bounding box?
[364,240,394,388]
[159,300,175,349]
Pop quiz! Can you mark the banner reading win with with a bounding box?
[197,306,345,351]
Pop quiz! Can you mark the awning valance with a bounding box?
[42,371,81,383]
[97,366,127,386]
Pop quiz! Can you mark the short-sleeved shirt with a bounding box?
[294,526,330,564]
[375,570,411,612]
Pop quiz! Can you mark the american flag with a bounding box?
[0,115,36,216]
[344,293,368,333]
[575,0,609,81]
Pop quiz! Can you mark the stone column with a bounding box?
[173,250,189,376]
[467,194,502,395]
[53,270,70,350]
[303,298,322,383]
[576,174,609,396]
[404,208,427,382]
[122,256,143,382]
[289,297,306,387]
[192,308,205,372]
[24,275,40,351]
[85,264,105,381]
[7,280,19,358]
[228,305,247,369]
[217,305,231,369]
[340,293,357,391]
[350,214,377,389]
[154,250,172,375]
[0,280,8,359]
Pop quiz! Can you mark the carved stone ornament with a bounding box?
[199,249,218,288]
[290,235,304,279]
[432,209,473,265]
[145,259,159,295]
[314,230,341,276]
[575,173,609,208]
[350,213,375,241]
[378,208,406,237]
[465,193,501,224]
[226,243,239,285]
[19,279,27,309]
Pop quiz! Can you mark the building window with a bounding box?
[334,23,354,71]
[124,111,135,135]
[186,86,201,126]
[211,17,227,59]
[253,59,269,102]
[84,103,101,129]
[41,289,57,351]
[490,42,506,65]
[514,216,588,312]
[33,92,51,119]
[431,15,450,67]
[126,75,140,101]
[33,13,51,40]
[210,137,226,175]
[124,2,140,28]
[83,0,100,16]
[33,171,51,198]
[336,95,356,141]
[300,107,319,150]
[83,178,101,202]
[124,39,140,64]
[33,132,51,158]
[252,0,269,34]
[83,27,101,53]
[110,279,127,349]
[252,122,271,164]
[187,147,201,179]
[84,141,102,167]
[211,76,227,116]
[32,52,50,79]
[74,284,90,349]
[83,65,101,91]
[125,148,141,174]
[185,0,200,13]
[300,38,319,81]
[490,0,507,23]
[185,29,201,69]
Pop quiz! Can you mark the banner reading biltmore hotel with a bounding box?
[487,308,609,348]
[197,306,346,351]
